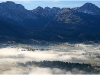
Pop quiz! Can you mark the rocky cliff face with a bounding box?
[0,1,100,42]
[77,3,100,15]
[0,1,37,23]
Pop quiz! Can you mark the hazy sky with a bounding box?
[0,0,100,10]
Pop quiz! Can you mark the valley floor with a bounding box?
[0,43,100,74]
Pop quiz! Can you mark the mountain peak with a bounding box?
[1,1,16,7]
[77,3,100,15]
[83,3,96,6]
[2,1,15,4]
[82,3,99,8]
[36,6,43,10]
[0,1,25,10]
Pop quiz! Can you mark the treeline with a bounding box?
[18,61,100,74]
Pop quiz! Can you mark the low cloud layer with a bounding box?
[0,47,88,63]
[0,43,100,74]
[1,66,84,75]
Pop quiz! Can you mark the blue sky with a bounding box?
[0,0,100,10]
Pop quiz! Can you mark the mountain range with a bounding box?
[0,1,100,43]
